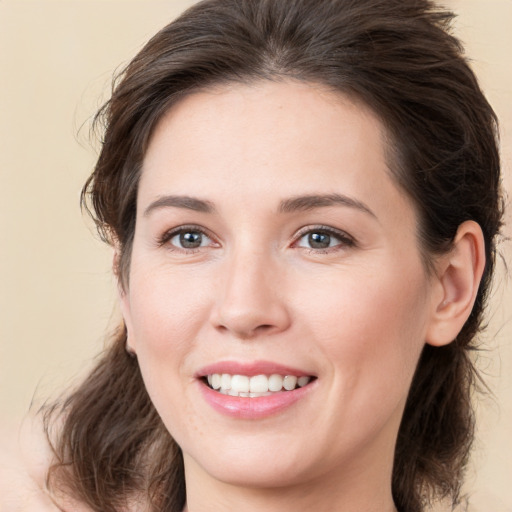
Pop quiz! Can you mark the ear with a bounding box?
[426,220,486,347]
[114,249,136,355]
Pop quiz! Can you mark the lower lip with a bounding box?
[199,381,314,419]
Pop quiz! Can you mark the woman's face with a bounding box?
[121,81,438,491]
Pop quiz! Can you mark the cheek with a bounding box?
[315,272,429,450]
[127,263,215,356]
[124,278,212,447]
[299,262,430,399]
[124,265,215,421]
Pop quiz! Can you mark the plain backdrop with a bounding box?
[0,1,511,510]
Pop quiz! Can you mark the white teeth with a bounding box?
[231,374,250,393]
[220,373,231,390]
[206,373,312,395]
[283,375,297,391]
[297,376,310,387]
[249,374,268,393]
[268,374,283,392]
[211,374,221,390]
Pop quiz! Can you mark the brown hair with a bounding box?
[44,1,503,511]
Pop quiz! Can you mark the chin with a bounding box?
[197,458,312,490]
[181,432,320,489]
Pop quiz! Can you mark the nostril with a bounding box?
[256,324,274,331]
[210,288,291,338]
[242,323,279,339]
[214,323,277,340]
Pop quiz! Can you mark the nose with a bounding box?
[210,247,291,340]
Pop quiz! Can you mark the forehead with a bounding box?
[136,79,421,261]
[140,80,393,199]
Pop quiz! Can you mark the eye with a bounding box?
[159,226,216,251]
[171,230,210,249]
[295,226,354,251]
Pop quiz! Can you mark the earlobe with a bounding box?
[426,221,486,347]
[114,249,136,355]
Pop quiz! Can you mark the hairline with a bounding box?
[118,76,439,289]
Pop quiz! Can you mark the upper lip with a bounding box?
[196,360,315,378]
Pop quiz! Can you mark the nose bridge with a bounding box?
[212,239,290,338]
[227,243,271,303]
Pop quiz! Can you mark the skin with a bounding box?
[0,79,483,512]
[120,80,484,512]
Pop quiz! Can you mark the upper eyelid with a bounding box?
[158,224,217,246]
[293,225,355,242]
[156,223,355,247]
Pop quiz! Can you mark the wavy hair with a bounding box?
[45,1,502,511]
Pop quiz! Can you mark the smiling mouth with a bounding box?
[204,373,315,397]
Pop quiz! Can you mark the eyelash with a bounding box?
[157,224,356,253]
[293,225,356,253]
[157,225,217,252]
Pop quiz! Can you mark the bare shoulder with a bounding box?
[0,413,59,510]
[0,414,93,512]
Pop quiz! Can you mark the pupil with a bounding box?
[309,232,330,248]
[180,231,202,248]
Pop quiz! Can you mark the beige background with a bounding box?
[0,0,510,510]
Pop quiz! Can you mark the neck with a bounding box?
[182,451,398,512]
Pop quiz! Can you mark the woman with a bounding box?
[21,0,504,511]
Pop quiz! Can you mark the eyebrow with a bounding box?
[143,195,216,216]
[143,193,376,219]
[279,193,376,218]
